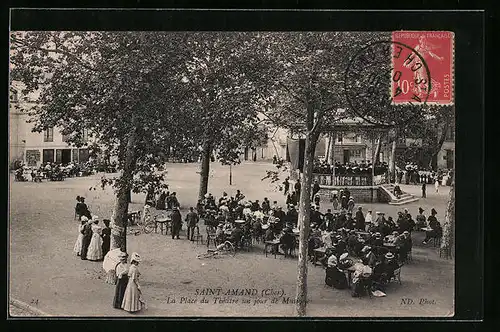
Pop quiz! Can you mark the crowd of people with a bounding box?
[13,160,117,182]
[313,160,389,177]
[69,175,444,309]
[396,162,454,186]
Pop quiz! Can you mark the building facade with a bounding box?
[9,91,90,168]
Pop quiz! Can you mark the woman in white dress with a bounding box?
[122,252,146,313]
[87,217,103,261]
[73,216,88,256]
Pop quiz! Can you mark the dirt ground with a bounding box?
[9,162,454,317]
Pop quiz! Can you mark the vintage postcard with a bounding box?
[8,10,464,318]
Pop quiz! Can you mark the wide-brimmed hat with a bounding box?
[403,231,410,235]
[340,253,349,261]
[376,211,381,215]
[81,216,89,222]
[385,252,395,259]
[374,232,382,237]
[392,231,399,236]
[130,252,141,262]
[204,193,210,198]
[261,224,270,230]
[92,215,99,221]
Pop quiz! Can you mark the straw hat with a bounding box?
[130,252,141,262]
[261,224,270,230]
[92,215,99,221]
[81,216,89,222]
[385,252,395,260]
[340,253,349,261]
[361,245,371,253]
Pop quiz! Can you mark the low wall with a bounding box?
[317,186,389,204]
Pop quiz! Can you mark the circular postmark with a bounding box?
[344,40,432,127]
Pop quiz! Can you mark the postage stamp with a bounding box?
[391,31,454,105]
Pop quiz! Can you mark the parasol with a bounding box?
[103,248,124,273]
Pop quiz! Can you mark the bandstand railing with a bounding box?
[313,173,387,187]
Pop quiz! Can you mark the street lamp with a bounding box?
[229,164,232,185]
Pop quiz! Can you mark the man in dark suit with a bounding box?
[355,206,365,231]
[312,180,320,200]
[185,207,199,241]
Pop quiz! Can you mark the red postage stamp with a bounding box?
[391,31,454,105]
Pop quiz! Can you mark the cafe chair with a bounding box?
[389,267,402,285]
[206,226,218,248]
[430,236,442,247]
[193,226,203,245]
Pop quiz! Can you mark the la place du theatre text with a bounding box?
[161,288,309,305]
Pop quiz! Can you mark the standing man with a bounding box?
[171,207,182,240]
[421,181,427,198]
[185,207,199,241]
[312,180,320,200]
[355,206,365,231]
[282,177,290,196]
[294,180,301,199]
[365,210,373,231]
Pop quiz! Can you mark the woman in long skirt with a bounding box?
[73,216,88,256]
[112,252,129,308]
[122,252,146,313]
[87,218,103,261]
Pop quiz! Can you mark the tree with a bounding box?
[10,31,191,252]
[179,32,267,201]
[397,105,455,169]
[440,173,455,259]
[248,31,391,316]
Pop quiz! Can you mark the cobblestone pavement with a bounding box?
[9,162,453,317]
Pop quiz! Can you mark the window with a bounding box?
[352,149,362,158]
[43,127,54,142]
[337,133,343,142]
[62,133,69,143]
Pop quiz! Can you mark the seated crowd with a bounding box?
[14,160,114,182]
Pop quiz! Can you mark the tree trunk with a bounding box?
[374,133,382,164]
[440,174,455,259]
[110,125,139,253]
[389,138,397,183]
[428,121,450,170]
[295,132,316,317]
[198,139,212,201]
[328,132,335,165]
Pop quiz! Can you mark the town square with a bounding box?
[9,30,455,317]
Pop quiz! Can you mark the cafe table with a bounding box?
[154,215,171,235]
